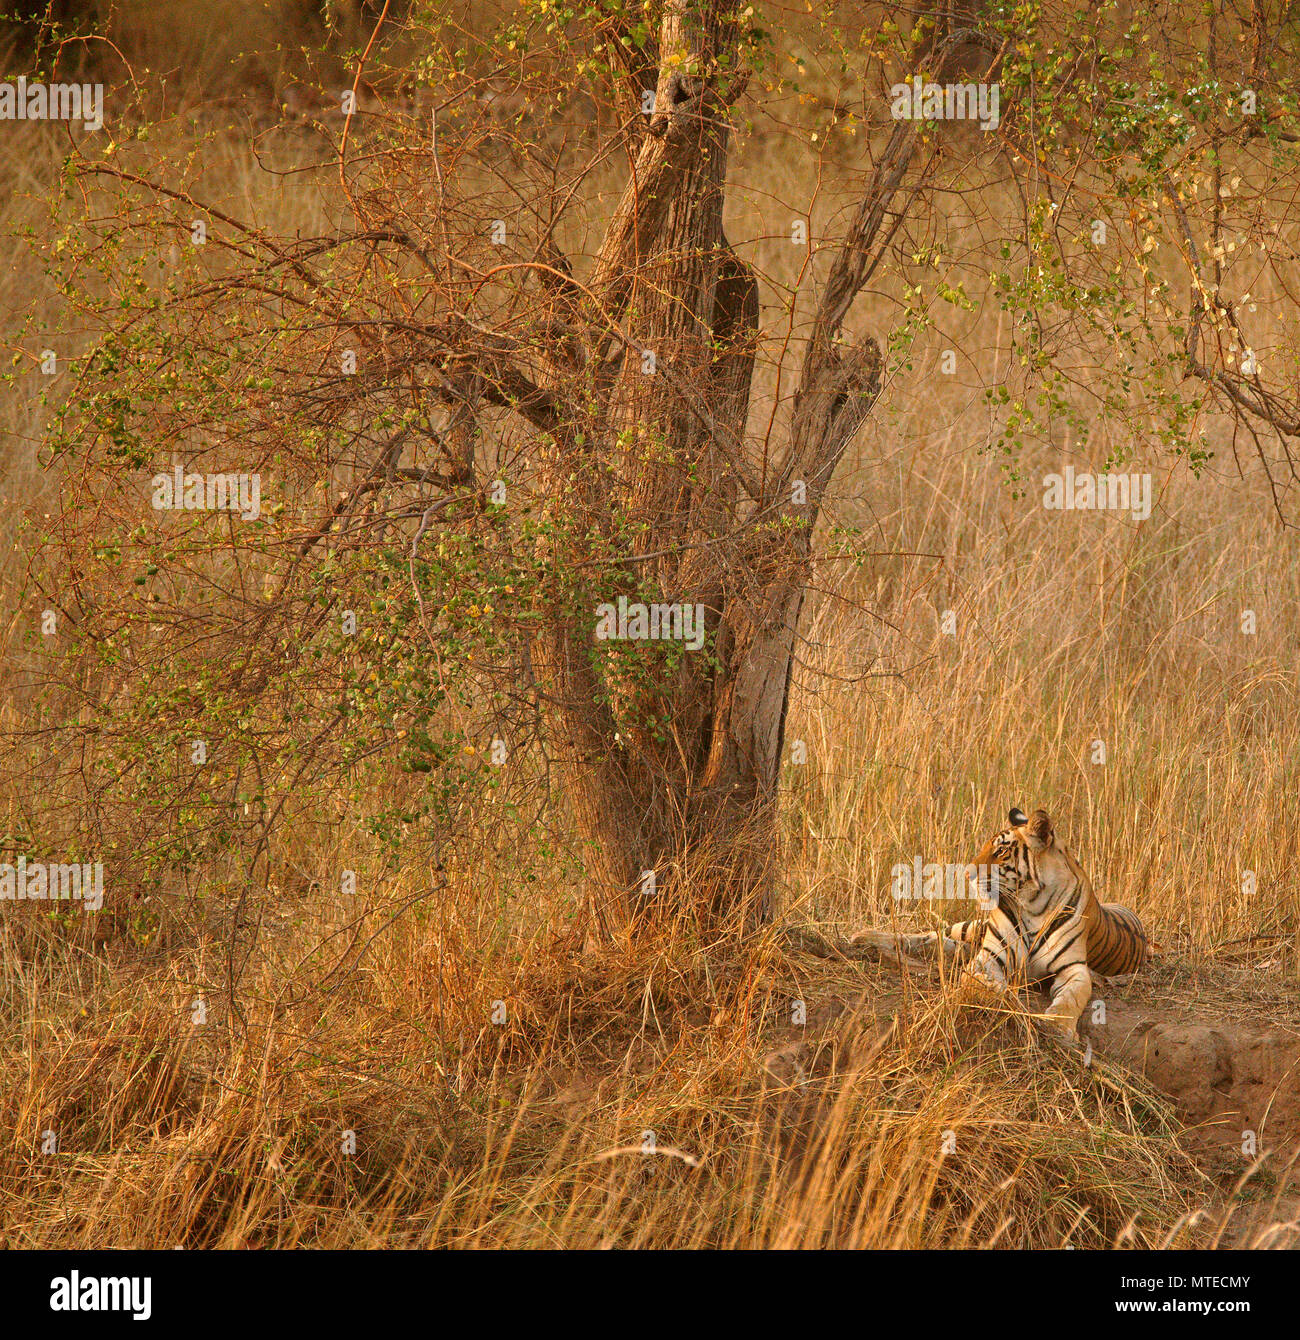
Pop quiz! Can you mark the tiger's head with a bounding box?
[971,806,1069,910]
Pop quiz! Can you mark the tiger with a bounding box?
[851,807,1149,1041]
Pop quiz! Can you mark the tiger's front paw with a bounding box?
[844,928,920,966]
[1035,999,1091,1053]
[846,928,899,955]
[1034,1012,1081,1049]
[957,969,1017,1014]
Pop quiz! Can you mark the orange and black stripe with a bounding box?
[1086,901,1148,976]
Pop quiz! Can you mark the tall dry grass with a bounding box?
[2,3,1298,1249]
[788,411,1300,960]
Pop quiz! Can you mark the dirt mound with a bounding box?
[1090,1004,1300,1162]
[1085,998,1300,1246]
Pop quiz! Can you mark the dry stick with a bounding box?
[338,0,392,222]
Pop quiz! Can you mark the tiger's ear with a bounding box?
[1008,807,1028,827]
[1026,808,1054,848]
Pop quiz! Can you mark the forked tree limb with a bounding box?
[1163,175,1300,493]
[785,27,1001,502]
[697,26,1003,824]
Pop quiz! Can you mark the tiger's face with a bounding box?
[971,806,1066,910]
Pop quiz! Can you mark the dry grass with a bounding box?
[787,411,1300,962]
[2,4,1299,1249]
[0,916,1216,1248]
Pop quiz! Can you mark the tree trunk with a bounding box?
[531,11,991,942]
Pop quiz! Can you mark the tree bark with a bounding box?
[529,13,994,942]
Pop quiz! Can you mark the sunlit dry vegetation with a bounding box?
[2,0,1300,1248]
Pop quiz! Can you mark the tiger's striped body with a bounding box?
[936,900,1145,978]
[854,807,1149,1040]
